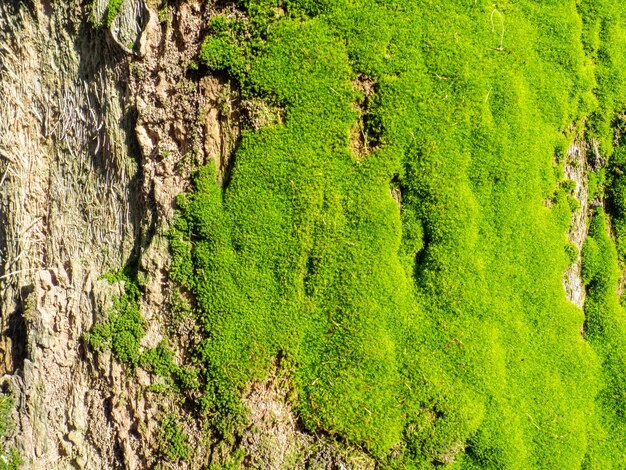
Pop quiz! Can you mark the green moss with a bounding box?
[105,0,122,27]
[581,210,626,466]
[561,179,577,193]
[0,395,22,469]
[158,415,191,462]
[200,37,242,72]
[607,144,626,261]
[578,0,626,156]
[207,449,245,470]
[158,1,170,25]
[88,273,199,392]
[141,341,176,377]
[588,168,606,203]
[565,242,579,265]
[198,16,254,82]
[88,271,144,367]
[172,0,626,466]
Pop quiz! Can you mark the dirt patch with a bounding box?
[241,360,307,468]
[239,358,376,470]
[435,441,465,466]
[350,74,380,161]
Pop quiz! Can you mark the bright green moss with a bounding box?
[172,0,626,466]
[141,341,176,377]
[158,415,190,462]
[88,272,195,390]
[88,272,144,367]
[565,242,579,265]
[105,0,122,27]
[581,210,626,467]
[200,37,242,72]
[588,168,607,203]
[607,144,626,261]
[561,179,577,193]
[578,0,626,156]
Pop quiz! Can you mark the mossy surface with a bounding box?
[0,395,21,469]
[105,0,122,27]
[158,414,191,462]
[167,0,626,466]
[87,271,197,390]
[581,209,626,467]
[88,271,145,367]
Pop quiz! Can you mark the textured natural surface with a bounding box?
[0,0,142,467]
[1,0,626,469]
[172,0,626,467]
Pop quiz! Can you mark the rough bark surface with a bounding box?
[0,0,158,467]
[563,137,590,310]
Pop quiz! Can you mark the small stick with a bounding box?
[0,163,10,187]
[491,8,505,51]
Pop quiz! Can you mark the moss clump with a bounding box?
[565,242,579,265]
[607,144,626,260]
[200,37,242,72]
[88,271,145,367]
[581,209,626,466]
[88,272,198,391]
[561,179,577,193]
[158,415,190,462]
[105,0,122,27]
[0,395,22,469]
[140,340,176,377]
[198,16,256,82]
[172,0,626,466]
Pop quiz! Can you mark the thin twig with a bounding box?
[491,8,505,51]
[0,267,38,281]
[0,162,10,187]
